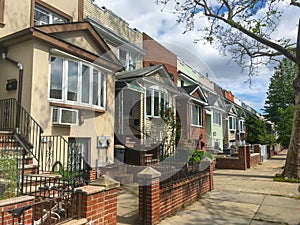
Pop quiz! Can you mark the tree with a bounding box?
[277,104,295,148]
[245,114,267,144]
[244,114,275,145]
[264,58,296,125]
[157,0,300,179]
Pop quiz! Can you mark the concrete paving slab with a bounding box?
[158,208,252,225]
[262,195,300,209]
[250,220,283,225]
[254,204,300,225]
[206,190,265,205]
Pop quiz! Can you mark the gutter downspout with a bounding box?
[2,52,24,104]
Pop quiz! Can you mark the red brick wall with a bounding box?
[79,186,118,225]
[224,90,234,102]
[143,33,177,84]
[138,163,214,224]
[250,154,261,167]
[159,173,210,220]
[216,146,247,170]
[0,196,35,225]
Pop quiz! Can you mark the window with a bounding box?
[146,88,168,117]
[229,116,237,130]
[34,5,68,25]
[49,55,106,109]
[213,112,221,126]
[119,48,139,71]
[191,104,202,126]
[239,120,245,133]
[181,80,184,87]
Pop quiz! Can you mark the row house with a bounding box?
[0,0,124,182]
[177,59,225,151]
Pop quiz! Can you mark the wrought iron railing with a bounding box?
[40,135,91,187]
[1,190,82,224]
[0,98,43,166]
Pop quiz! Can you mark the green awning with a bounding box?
[115,81,144,93]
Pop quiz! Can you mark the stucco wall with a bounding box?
[0,0,79,38]
[30,41,115,167]
[0,0,31,37]
[0,40,34,111]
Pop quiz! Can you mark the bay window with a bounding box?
[191,104,202,126]
[49,56,106,109]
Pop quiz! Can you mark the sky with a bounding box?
[94,0,299,114]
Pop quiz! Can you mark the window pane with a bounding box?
[34,6,50,25]
[81,65,90,103]
[154,91,159,117]
[50,56,63,99]
[198,106,202,126]
[119,49,126,67]
[67,60,78,101]
[52,15,67,24]
[92,69,99,105]
[146,89,152,116]
[100,73,106,107]
[213,112,220,125]
[191,105,198,125]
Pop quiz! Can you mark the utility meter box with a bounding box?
[97,136,110,148]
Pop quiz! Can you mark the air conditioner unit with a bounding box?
[51,107,78,126]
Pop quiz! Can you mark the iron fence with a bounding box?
[40,136,91,187]
[0,190,82,225]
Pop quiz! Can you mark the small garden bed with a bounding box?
[274,174,300,183]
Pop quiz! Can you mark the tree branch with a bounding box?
[291,0,300,8]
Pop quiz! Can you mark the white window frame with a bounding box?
[229,116,237,131]
[118,48,139,71]
[191,104,202,127]
[49,55,107,110]
[239,119,245,133]
[213,111,221,126]
[34,5,67,25]
[146,88,168,118]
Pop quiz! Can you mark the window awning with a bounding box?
[115,81,144,93]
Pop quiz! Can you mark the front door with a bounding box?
[68,137,90,163]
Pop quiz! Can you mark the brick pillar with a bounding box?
[238,146,247,170]
[254,144,262,161]
[78,175,120,225]
[209,160,215,190]
[245,145,251,168]
[137,167,161,225]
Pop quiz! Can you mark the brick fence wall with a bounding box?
[137,162,214,225]
[216,145,262,170]
[0,175,120,225]
[0,196,34,224]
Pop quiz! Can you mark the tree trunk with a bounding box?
[282,19,300,179]
[282,79,300,179]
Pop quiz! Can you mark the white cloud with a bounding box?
[94,0,297,113]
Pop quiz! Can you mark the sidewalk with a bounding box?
[117,150,300,225]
